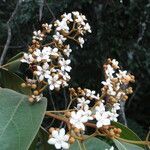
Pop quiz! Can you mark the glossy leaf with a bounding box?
[113,139,145,150]
[0,68,31,95]
[7,52,24,63]
[112,122,142,141]
[0,88,47,150]
[2,52,24,72]
[70,137,111,150]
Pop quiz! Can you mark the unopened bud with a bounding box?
[69,137,75,144]
[49,127,55,133]
[28,48,33,53]
[31,84,37,89]
[28,97,34,103]
[74,128,80,133]
[65,111,71,118]
[33,90,39,96]
[21,83,26,88]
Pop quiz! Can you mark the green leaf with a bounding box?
[112,122,141,141]
[0,68,31,95]
[29,127,55,150]
[70,137,111,150]
[0,88,47,150]
[113,139,145,150]
[2,52,24,72]
[8,52,24,63]
[112,122,146,148]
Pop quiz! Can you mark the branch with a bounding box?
[0,0,22,65]
[119,101,127,126]
[44,0,56,23]
[39,0,44,21]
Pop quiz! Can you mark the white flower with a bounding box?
[50,48,59,57]
[59,58,72,72]
[95,111,111,128]
[107,86,116,96]
[112,59,119,68]
[77,97,90,109]
[64,45,72,57]
[70,110,87,130]
[55,20,70,33]
[48,74,62,90]
[33,48,51,62]
[84,23,91,33]
[53,32,66,44]
[42,23,52,32]
[72,11,86,25]
[113,103,120,111]
[108,111,119,122]
[48,128,70,149]
[95,102,106,114]
[106,64,115,78]
[78,37,84,48]
[101,78,112,87]
[21,53,34,64]
[116,70,128,79]
[35,63,51,81]
[33,30,44,41]
[62,13,73,22]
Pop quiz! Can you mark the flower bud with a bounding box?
[74,128,80,134]
[49,127,55,133]
[31,84,37,89]
[33,90,39,96]
[28,97,34,103]
[69,137,75,144]
[21,83,26,88]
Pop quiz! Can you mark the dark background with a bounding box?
[0,0,150,139]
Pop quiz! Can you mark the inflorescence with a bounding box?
[21,11,135,150]
[21,11,91,102]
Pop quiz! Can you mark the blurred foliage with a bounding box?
[0,0,150,135]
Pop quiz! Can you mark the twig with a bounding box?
[44,0,56,23]
[119,101,128,126]
[0,0,22,65]
[39,0,44,21]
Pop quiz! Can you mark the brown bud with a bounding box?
[21,83,26,88]
[49,127,55,133]
[31,84,37,89]
[117,128,122,134]
[28,97,34,103]
[107,58,112,63]
[109,130,115,137]
[65,111,71,118]
[74,128,80,134]
[28,48,33,53]
[32,39,36,43]
[69,137,75,144]
[33,90,39,96]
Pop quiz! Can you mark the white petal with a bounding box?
[61,142,70,149]
[48,138,56,145]
[59,128,65,137]
[55,143,61,149]
[52,130,59,138]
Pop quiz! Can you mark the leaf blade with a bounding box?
[0,88,47,150]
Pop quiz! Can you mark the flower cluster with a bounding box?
[68,87,120,131]
[101,58,135,106]
[47,59,135,149]
[21,11,91,102]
